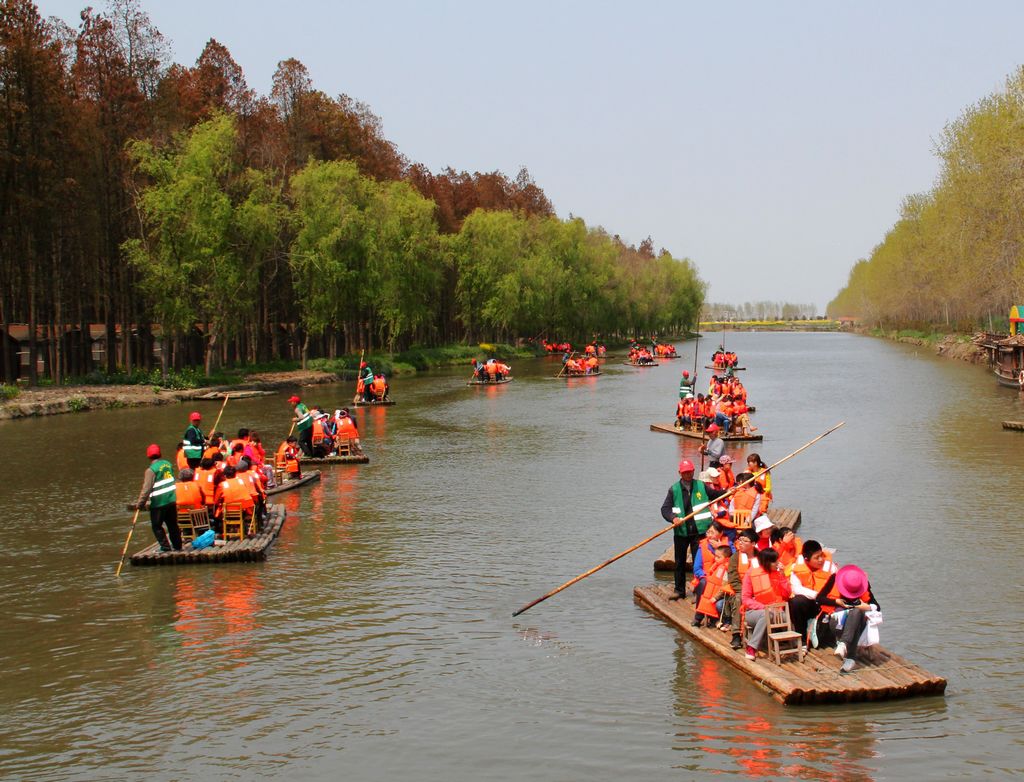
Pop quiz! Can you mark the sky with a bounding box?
[38,0,1024,311]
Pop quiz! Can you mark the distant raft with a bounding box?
[625,360,659,367]
[468,377,513,386]
[302,448,369,464]
[352,397,396,407]
[649,422,763,441]
[705,364,746,371]
[561,369,601,378]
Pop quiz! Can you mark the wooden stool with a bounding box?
[336,438,352,456]
[732,509,752,531]
[766,603,804,665]
[223,507,246,541]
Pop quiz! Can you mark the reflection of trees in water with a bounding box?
[669,637,876,781]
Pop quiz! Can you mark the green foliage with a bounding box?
[0,384,20,400]
[67,397,88,413]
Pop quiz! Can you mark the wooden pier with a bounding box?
[130,506,288,566]
[650,422,763,442]
[654,507,802,571]
[634,583,947,705]
[1002,420,1024,431]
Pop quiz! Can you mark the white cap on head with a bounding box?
[753,515,774,533]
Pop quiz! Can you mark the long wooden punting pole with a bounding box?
[511,421,845,617]
[556,351,576,378]
[115,507,142,577]
[211,393,230,435]
[354,349,365,400]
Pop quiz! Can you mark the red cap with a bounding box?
[706,423,720,432]
[288,395,300,404]
[146,444,161,458]
[189,411,201,421]
[678,459,695,473]
[682,370,689,377]
[359,361,367,368]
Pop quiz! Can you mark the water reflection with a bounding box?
[171,569,263,668]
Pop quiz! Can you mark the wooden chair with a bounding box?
[223,507,246,541]
[312,434,324,449]
[336,438,352,456]
[189,508,211,537]
[766,602,804,665]
[177,508,196,543]
[274,455,287,485]
[732,509,752,530]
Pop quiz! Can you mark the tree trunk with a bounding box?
[301,332,310,370]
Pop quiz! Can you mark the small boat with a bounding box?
[129,505,289,566]
[468,377,513,386]
[634,584,947,704]
[194,390,276,400]
[649,422,763,441]
[624,360,659,367]
[705,364,746,371]
[352,398,396,407]
[266,470,322,495]
[561,370,601,378]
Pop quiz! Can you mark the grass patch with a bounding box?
[67,396,88,412]
[0,384,19,400]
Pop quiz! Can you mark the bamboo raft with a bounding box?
[654,507,802,571]
[266,470,322,495]
[468,377,513,386]
[352,398,396,407]
[650,422,763,442]
[705,365,746,371]
[1001,420,1024,431]
[302,450,369,464]
[562,370,601,378]
[195,390,275,400]
[624,361,659,367]
[634,583,947,704]
[130,505,288,566]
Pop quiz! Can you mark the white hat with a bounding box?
[705,467,721,478]
[753,515,774,533]
[685,393,694,399]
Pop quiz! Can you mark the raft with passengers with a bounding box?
[625,344,659,366]
[353,360,395,406]
[560,353,601,377]
[469,358,513,385]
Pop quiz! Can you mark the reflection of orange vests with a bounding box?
[696,560,734,618]
[175,480,203,510]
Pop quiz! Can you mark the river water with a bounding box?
[0,332,1021,780]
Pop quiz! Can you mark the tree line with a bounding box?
[827,66,1024,331]
[703,302,819,321]
[0,0,704,382]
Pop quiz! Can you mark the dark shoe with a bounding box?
[668,591,684,601]
[691,615,704,628]
[730,635,743,650]
[158,546,171,553]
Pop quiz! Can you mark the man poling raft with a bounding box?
[355,361,391,403]
[182,411,205,468]
[289,395,314,456]
[471,358,512,382]
[511,422,845,618]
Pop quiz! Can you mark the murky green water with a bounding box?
[0,332,1021,780]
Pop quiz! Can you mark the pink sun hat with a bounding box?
[835,564,869,600]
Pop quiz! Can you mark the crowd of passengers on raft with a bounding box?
[710,347,739,368]
[471,358,512,381]
[660,455,882,673]
[355,360,391,403]
[562,354,601,375]
[675,371,757,437]
[133,402,360,552]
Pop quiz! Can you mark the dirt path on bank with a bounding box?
[0,369,346,421]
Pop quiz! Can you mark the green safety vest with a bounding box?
[149,459,177,508]
[671,479,713,537]
[679,380,695,398]
[182,425,204,459]
[295,402,313,432]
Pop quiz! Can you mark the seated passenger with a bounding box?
[741,548,792,660]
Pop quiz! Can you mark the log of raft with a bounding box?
[303,450,370,464]
[633,583,947,705]
[624,361,659,367]
[468,377,514,385]
[562,370,601,378]
[129,505,289,567]
[1002,420,1024,431]
[649,422,763,442]
[352,398,396,407]
[266,470,321,495]
[653,507,802,571]
[705,364,746,371]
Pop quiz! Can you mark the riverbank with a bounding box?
[0,343,541,420]
[865,328,987,364]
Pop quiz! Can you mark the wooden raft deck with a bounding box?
[468,377,513,385]
[303,449,370,464]
[266,470,321,495]
[650,422,763,442]
[654,507,802,571]
[705,364,746,371]
[1002,420,1024,431]
[634,583,946,705]
[130,506,288,566]
[352,398,396,407]
[624,361,659,367]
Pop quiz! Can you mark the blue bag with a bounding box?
[191,529,216,550]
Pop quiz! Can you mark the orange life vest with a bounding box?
[696,559,734,618]
[313,418,325,438]
[792,556,837,596]
[176,450,188,471]
[749,568,789,606]
[174,480,203,510]
[195,467,217,505]
[221,477,254,511]
[203,445,220,460]
[336,417,358,438]
[774,535,803,572]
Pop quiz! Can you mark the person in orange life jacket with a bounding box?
[311,407,334,456]
[741,547,793,661]
[174,442,189,473]
[660,459,727,600]
[236,459,268,527]
[725,530,759,649]
[695,544,736,628]
[771,526,802,573]
[203,436,222,461]
[226,442,245,467]
[691,522,734,627]
[195,457,220,511]
[280,435,302,478]
[135,444,182,552]
[786,539,837,646]
[728,471,763,524]
[333,408,360,448]
[714,395,733,433]
[717,454,736,490]
[174,467,204,511]
[747,453,772,509]
[753,514,775,551]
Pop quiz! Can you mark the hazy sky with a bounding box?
[39,1,1024,310]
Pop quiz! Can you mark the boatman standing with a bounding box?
[182,411,205,469]
[358,361,375,402]
[289,395,314,456]
[679,370,695,399]
[660,459,726,600]
[701,422,725,466]
[135,444,181,552]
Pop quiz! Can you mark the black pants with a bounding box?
[298,427,313,456]
[186,457,201,469]
[789,596,819,642]
[673,535,699,595]
[150,503,182,550]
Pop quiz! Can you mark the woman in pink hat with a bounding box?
[825,564,879,673]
